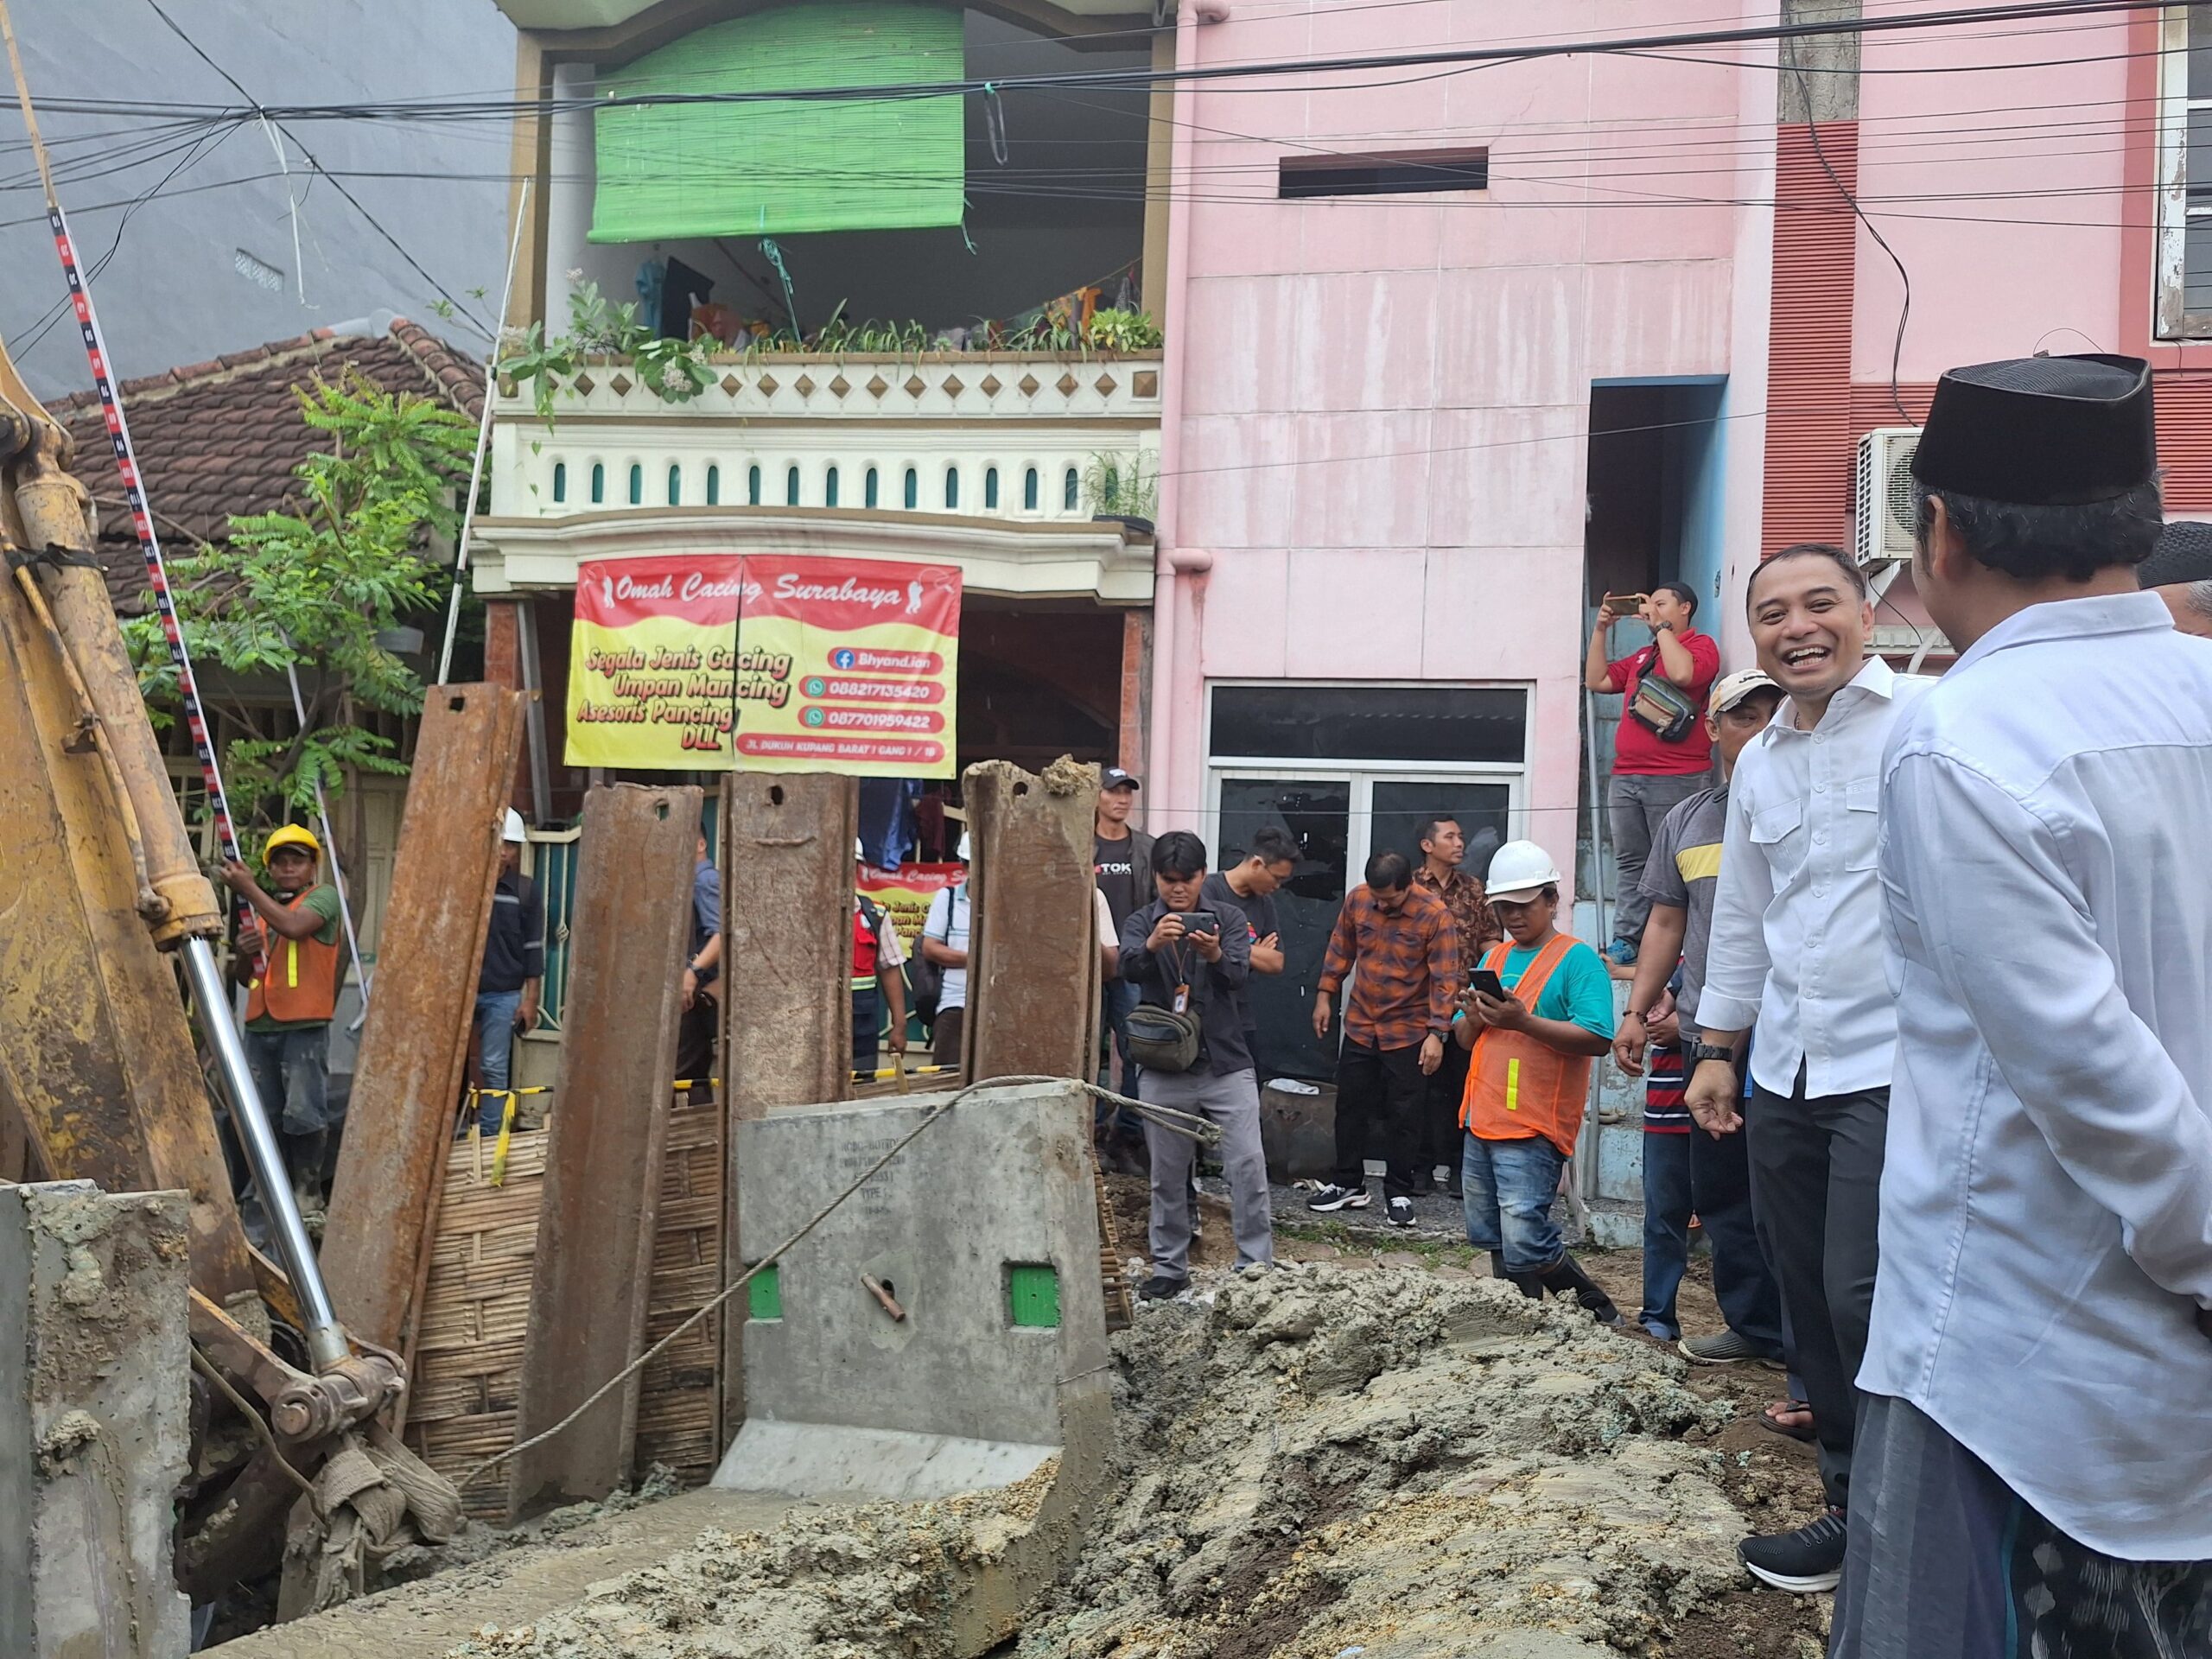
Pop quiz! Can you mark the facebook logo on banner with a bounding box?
[832,648,857,670]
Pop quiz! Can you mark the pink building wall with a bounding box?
[1154,0,1761,893]
[1849,1,2131,385]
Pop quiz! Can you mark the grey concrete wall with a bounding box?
[3,0,515,399]
[719,1080,1109,1493]
[0,1180,192,1659]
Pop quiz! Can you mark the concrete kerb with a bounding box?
[0,1179,193,1659]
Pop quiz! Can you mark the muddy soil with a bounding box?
[334,1175,1834,1659]
[1012,1264,1825,1658]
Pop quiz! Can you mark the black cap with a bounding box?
[1911,354,2156,506]
[2138,519,2212,588]
[1101,767,1141,791]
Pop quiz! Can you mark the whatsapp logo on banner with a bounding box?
[804,676,828,697]
[802,706,828,728]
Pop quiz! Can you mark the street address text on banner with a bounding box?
[565,553,961,776]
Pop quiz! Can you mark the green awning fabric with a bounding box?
[590,3,965,243]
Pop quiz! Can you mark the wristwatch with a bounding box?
[1686,1041,1735,1066]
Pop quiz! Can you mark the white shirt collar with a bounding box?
[1950,589,2173,676]
[1760,652,1896,742]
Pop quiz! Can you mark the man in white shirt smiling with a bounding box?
[1687,542,1930,1594]
[1833,354,2212,1656]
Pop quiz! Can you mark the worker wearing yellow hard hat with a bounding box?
[219,823,346,1222]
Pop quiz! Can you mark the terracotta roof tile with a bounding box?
[52,321,485,613]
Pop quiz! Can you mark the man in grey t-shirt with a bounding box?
[1618,671,1791,1372]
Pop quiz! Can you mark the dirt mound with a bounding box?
[442,1467,1058,1659]
[1015,1266,1754,1658]
[436,1267,1777,1659]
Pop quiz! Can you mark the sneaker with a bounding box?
[1385,1197,1415,1229]
[1681,1330,1785,1366]
[1738,1509,1848,1593]
[1306,1183,1370,1213]
[1137,1274,1189,1302]
[1605,938,1637,967]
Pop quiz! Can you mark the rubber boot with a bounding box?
[1538,1252,1622,1325]
[1490,1250,1542,1300]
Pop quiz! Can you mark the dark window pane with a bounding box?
[1280,148,1488,200]
[1211,685,1527,765]
[2189,107,2212,194]
[1218,778,1349,1081]
[1370,780,1511,883]
[2186,221,2212,315]
[2191,16,2212,101]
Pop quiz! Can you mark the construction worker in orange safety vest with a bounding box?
[1453,839,1622,1325]
[221,823,346,1219]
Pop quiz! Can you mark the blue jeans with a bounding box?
[1641,1125,1788,1349]
[472,988,521,1135]
[243,1025,332,1135]
[1097,977,1143,1137]
[1461,1133,1566,1274]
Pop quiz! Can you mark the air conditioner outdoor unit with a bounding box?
[1854,426,1923,566]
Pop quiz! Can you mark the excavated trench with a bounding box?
[233,1262,1826,1659]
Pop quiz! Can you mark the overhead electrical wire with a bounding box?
[5,0,2193,128]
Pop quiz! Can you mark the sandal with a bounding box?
[1757,1398,1817,1444]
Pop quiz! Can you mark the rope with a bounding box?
[188,1344,324,1520]
[458,1074,1209,1486]
[0,3,254,950]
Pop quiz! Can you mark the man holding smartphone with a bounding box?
[1119,831,1274,1300]
[1307,851,1459,1230]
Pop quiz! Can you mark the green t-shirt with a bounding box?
[1497,938,1617,1041]
[245,883,343,1033]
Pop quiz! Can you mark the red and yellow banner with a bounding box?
[857,863,965,950]
[565,553,961,775]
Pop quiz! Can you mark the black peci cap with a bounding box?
[2138,518,2212,588]
[1910,354,2156,506]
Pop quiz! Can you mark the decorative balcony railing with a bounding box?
[486,351,1164,526]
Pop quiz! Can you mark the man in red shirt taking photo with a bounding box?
[1584,581,1720,966]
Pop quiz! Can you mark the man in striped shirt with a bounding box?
[1307,851,1460,1230]
[1618,670,1789,1361]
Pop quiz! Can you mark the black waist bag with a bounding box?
[1126,1002,1202,1073]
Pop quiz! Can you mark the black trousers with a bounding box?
[675,994,719,1107]
[1425,1034,1471,1180]
[1332,1038,1425,1200]
[1745,1065,1888,1512]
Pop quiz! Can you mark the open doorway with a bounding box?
[1579,378,1726,925]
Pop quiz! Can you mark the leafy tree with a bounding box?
[126,370,477,834]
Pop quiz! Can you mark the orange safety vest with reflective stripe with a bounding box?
[1459,935,1590,1157]
[244,890,340,1027]
[850,897,882,991]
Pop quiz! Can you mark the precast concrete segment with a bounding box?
[0,1181,192,1659]
[323,684,524,1358]
[0,550,256,1309]
[719,770,855,1446]
[509,783,699,1513]
[963,758,1103,1085]
[715,1081,1113,1653]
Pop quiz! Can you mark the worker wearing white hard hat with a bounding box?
[1452,839,1621,1324]
[470,806,544,1136]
